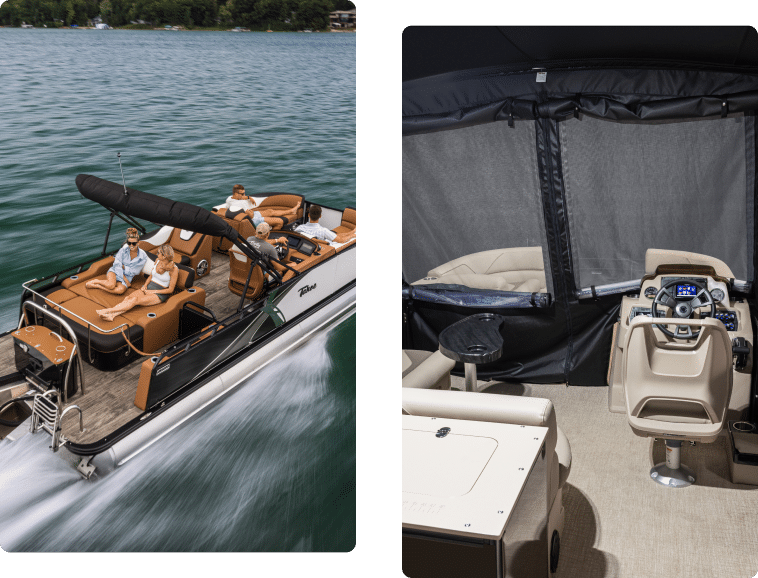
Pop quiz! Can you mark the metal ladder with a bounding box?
[29,390,84,453]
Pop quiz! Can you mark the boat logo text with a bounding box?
[299,283,317,297]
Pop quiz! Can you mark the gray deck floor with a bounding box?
[0,250,242,445]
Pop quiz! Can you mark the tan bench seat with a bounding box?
[412,246,547,293]
[43,253,206,369]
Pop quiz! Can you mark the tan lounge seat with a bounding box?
[212,194,305,253]
[49,253,206,369]
[412,246,547,293]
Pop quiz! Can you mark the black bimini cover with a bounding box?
[76,174,238,242]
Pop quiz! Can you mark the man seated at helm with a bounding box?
[247,222,287,261]
[295,205,356,243]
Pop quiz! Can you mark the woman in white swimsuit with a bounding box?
[96,245,179,322]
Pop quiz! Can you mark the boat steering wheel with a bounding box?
[650,279,716,339]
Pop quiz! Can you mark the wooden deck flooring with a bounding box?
[0,250,242,445]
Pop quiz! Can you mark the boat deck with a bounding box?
[453,375,758,578]
[0,250,242,445]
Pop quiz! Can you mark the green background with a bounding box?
[7,0,758,578]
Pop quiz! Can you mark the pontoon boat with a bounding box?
[0,175,355,478]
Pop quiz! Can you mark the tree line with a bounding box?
[0,0,355,30]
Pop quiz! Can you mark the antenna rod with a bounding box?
[117,152,128,196]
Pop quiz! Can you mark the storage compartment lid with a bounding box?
[403,429,498,497]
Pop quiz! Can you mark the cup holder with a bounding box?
[733,421,756,433]
[147,312,157,319]
[477,313,497,322]
[55,345,67,352]
[150,356,159,364]
[188,288,196,293]
[70,275,79,280]
[466,344,488,353]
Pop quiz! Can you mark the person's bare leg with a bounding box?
[87,272,126,295]
[98,293,139,319]
[101,293,160,322]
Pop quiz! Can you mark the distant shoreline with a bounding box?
[0,25,356,32]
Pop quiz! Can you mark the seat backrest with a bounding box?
[167,228,205,257]
[143,252,195,290]
[256,194,303,211]
[402,387,559,511]
[228,248,264,299]
[341,207,356,228]
[622,316,733,441]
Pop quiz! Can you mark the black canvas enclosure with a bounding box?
[402,26,758,386]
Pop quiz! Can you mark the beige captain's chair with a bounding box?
[623,316,733,487]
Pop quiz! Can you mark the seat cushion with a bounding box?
[402,350,454,390]
[57,295,144,353]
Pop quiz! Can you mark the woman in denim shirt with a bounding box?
[85,227,148,295]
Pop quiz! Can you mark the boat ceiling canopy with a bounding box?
[403,27,758,135]
[76,174,239,242]
[403,26,758,82]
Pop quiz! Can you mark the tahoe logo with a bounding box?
[299,283,316,297]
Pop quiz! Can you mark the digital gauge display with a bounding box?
[676,284,697,298]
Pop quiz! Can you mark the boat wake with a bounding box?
[0,324,355,552]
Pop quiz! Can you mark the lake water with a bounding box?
[0,28,355,551]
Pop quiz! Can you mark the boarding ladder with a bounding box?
[29,390,84,453]
[19,301,87,463]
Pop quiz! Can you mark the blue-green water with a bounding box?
[0,29,355,551]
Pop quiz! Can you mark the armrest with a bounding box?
[61,256,114,288]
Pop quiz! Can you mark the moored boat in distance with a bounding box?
[0,175,356,478]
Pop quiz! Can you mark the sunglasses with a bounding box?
[127,241,139,247]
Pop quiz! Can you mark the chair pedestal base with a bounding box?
[650,440,695,488]
[650,463,695,487]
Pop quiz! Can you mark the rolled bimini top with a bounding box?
[76,174,239,242]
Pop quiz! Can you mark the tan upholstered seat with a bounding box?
[333,207,356,235]
[47,254,206,366]
[402,349,455,390]
[212,194,304,253]
[228,246,265,300]
[412,246,548,293]
[256,194,304,227]
[139,227,212,278]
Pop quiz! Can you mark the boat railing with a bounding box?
[20,252,113,290]
[19,301,86,404]
[21,279,134,365]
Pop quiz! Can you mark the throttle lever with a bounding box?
[732,337,750,370]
